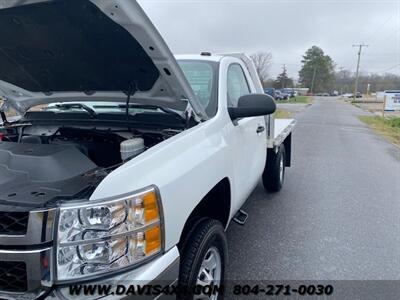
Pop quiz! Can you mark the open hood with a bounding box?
[0,0,207,120]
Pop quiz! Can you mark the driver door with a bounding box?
[227,63,267,211]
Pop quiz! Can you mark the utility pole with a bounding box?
[310,66,317,94]
[352,44,368,102]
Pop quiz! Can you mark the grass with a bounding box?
[275,109,293,119]
[359,116,400,146]
[280,96,312,104]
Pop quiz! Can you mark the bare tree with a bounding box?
[250,51,272,85]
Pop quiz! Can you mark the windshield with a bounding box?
[177,60,219,117]
[21,60,219,119]
[23,60,219,119]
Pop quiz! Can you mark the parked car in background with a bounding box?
[276,90,289,100]
[274,90,282,100]
[264,87,276,99]
[282,88,295,98]
[348,92,362,98]
[330,90,339,96]
[342,93,353,98]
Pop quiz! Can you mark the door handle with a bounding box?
[256,126,265,133]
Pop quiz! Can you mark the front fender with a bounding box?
[90,117,233,250]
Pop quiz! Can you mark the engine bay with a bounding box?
[0,124,181,207]
[5,125,178,167]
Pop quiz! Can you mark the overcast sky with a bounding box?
[138,0,400,80]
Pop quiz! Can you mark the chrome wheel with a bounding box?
[195,247,222,300]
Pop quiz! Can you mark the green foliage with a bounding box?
[299,46,335,93]
[388,117,400,128]
[273,69,293,89]
[285,96,311,104]
[275,109,293,119]
[359,116,400,146]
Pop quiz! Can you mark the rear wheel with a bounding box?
[263,144,285,192]
[178,218,227,300]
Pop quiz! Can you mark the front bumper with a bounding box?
[0,247,179,300]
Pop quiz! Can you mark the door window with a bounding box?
[227,64,250,107]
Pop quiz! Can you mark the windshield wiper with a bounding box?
[53,103,97,118]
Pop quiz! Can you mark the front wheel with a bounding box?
[262,144,285,192]
[178,218,227,300]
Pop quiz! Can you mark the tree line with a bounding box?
[251,46,400,94]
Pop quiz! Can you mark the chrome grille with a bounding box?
[0,212,29,235]
[0,261,27,292]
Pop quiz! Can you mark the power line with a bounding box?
[362,15,394,44]
[378,25,400,44]
[378,64,400,73]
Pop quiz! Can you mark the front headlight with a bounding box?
[56,186,163,281]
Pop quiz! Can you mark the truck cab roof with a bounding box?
[175,54,225,63]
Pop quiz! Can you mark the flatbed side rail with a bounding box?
[267,118,297,149]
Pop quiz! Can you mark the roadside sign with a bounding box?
[384,90,400,111]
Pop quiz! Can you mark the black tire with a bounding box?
[178,218,228,300]
[263,144,285,192]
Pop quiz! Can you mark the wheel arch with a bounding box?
[177,177,231,250]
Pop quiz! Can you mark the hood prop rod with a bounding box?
[125,82,138,133]
[0,111,8,125]
[0,100,9,126]
[0,111,10,127]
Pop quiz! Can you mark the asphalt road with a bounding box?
[226,97,400,281]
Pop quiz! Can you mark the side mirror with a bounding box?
[228,94,276,120]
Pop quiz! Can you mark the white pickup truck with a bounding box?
[0,1,295,299]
